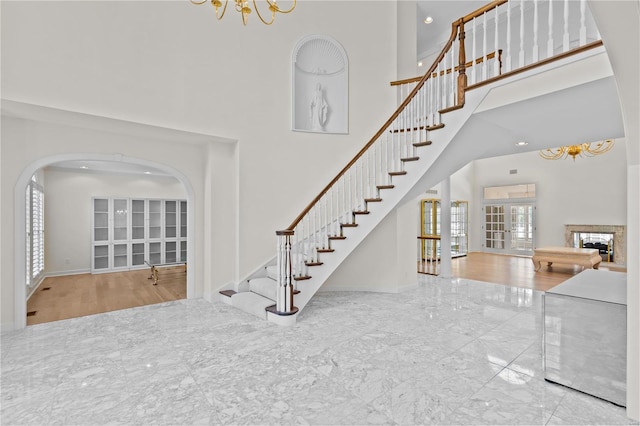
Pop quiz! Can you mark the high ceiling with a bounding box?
[417,1,487,61]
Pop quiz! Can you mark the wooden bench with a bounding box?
[145,261,187,285]
[532,247,601,271]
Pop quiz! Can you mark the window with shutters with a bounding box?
[26,175,45,288]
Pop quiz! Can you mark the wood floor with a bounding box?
[419,251,627,292]
[26,268,186,326]
[27,252,626,326]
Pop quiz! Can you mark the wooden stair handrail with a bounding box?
[391,50,502,87]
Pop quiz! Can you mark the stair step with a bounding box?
[220,289,236,298]
[426,123,445,130]
[329,236,347,240]
[377,184,395,190]
[439,104,464,114]
[401,157,420,162]
[230,291,275,320]
[353,210,370,215]
[316,248,335,253]
[364,198,382,203]
[305,261,323,267]
[389,171,407,176]
[249,277,278,301]
[294,275,311,281]
[340,223,358,228]
[413,141,433,147]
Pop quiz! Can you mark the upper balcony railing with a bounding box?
[272,0,603,315]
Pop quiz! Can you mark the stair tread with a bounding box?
[305,261,323,266]
[439,105,464,114]
[340,223,358,227]
[230,291,276,320]
[389,171,407,176]
[401,156,420,162]
[364,198,382,202]
[294,275,311,281]
[316,248,335,253]
[329,236,347,240]
[353,210,370,215]
[377,184,395,190]
[413,141,433,147]
[219,290,236,298]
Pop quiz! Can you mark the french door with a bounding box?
[483,203,535,256]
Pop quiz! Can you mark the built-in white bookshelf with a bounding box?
[91,197,187,273]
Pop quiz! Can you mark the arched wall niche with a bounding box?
[292,34,349,134]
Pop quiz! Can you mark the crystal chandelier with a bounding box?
[539,139,615,161]
[191,0,296,25]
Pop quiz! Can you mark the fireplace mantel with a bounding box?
[564,224,626,265]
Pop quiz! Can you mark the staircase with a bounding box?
[219,0,605,325]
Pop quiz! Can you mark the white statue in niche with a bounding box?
[309,83,328,132]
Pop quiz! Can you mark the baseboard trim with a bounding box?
[44,269,91,278]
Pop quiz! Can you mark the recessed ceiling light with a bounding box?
[80,166,88,169]
[515,141,529,146]
[424,16,433,24]
[144,171,152,175]
[418,61,423,67]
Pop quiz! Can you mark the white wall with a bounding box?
[470,141,628,252]
[43,168,186,275]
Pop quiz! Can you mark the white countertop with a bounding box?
[546,269,627,305]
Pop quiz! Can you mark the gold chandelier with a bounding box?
[539,139,615,161]
[191,0,296,25]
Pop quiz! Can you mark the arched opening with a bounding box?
[14,153,196,329]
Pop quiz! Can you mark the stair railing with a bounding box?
[273,0,602,315]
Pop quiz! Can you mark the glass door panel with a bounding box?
[180,201,187,238]
[149,242,161,265]
[132,242,145,266]
[93,198,109,242]
[484,204,506,250]
[180,241,187,262]
[113,199,128,241]
[94,245,109,270]
[149,200,162,239]
[131,199,145,240]
[113,243,128,268]
[165,201,177,238]
[165,241,177,264]
[510,204,534,254]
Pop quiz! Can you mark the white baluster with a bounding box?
[506,0,512,72]
[450,40,455,106]
[563,0,570,52]
[324,196,328,247]
[547,0,553,58]
[494,6,500,77]
[359,160,364,210]
[533,0,540,62]
[482,11,488,80]
[519,0,525,67]
[472,17,477,84]
[579,0,586,46]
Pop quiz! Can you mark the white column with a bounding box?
[440,176,452,277]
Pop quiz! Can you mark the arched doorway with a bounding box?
[14,153,196,329]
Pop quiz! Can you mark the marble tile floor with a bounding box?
[1,275,636,425]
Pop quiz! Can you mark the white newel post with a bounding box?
[275,230,297,315]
